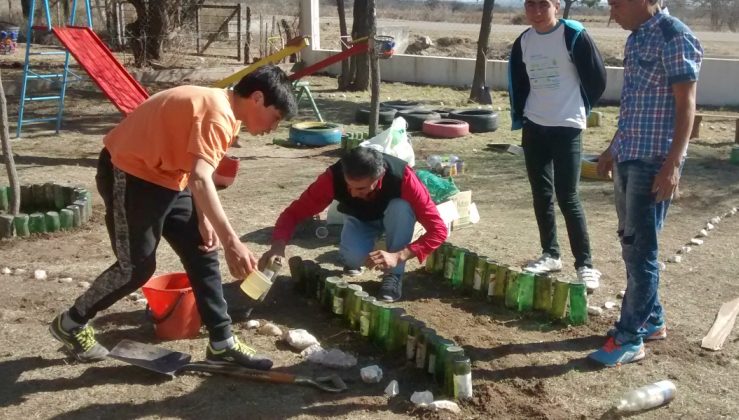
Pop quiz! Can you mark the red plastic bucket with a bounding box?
[214,155,240,188]
[141,272,202,340]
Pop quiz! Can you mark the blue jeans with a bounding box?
[612,158,672,344]
[339,199,416,279]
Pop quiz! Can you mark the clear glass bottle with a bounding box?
[332,282,348,315]
[240,256,284,301]
[406,319,426,362]
[615,380,676,413]
[453,355,473,400]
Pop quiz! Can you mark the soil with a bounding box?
[2,50,739,419]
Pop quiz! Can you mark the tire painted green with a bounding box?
[14,213,30,237]
[31,184,46,210]
[0,214,14,238]
[53,184,66,210]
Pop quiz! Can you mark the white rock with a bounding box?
[711,216,721,225]
[430,400,461,414]
[697,229,708,238]
[246,320,261,329]
[304,346,357,369]
[58,277,73,284]
[410,391,434,406]
[706,222,715,231]
[34,269,48,281]
[258,323,283,336]
[384,380,399,397]
[588,306,603,316]
[1,267,11,275]
[14,268,27,275]
[135,298,148,305]
[690,238,704,246]
[668,255,682,263]
[360,365,383,383]
[78,281,91,289]
[658,261,666,271]
[127,292,141,301]
[679,246,692,254]
[617,290,626,298]
[604,301,616,310]
[283,329,319,350]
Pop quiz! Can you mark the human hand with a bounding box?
[197,216,220,253]
[652,158,682,202]
[258,243,287,271]
[597,148,614,179]
[366,250,401,271]
[222,236,258,279]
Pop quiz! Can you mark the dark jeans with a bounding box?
[522,120,592,268]
[68,148,232,341]
[613,158,672,344]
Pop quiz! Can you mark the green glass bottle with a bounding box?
[332,282,348,316]
[406,319,426,362]
[322,277,341,309]
[516,271,536,312]
[385,307,406,352]
[416,327,436,371]
[435,338,456,385]
[451,249,467,289]
[569,282,589,325]
[443,346,465,396]
[550,279,570,320]
[434,243,449,274]
[484,259,498,300]
[393,314,412,353]
[453,355,473,400]
[425,248,436,272]
[534,274,553,312]
[289,256,306,294]
[426,333,441,375]
[504,268,520,309]
[462,252,478,292]
[359,296,377,338]
[344,284,363,322]
[374,303,392,347]
[473,256,488,294]
[369,300,384,340]
[492,264,508,302]
[350,291,369,330]
[443,245,458,282]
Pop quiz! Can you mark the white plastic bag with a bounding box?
[360,117,415,167]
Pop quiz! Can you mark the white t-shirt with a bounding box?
[521,23,586,129]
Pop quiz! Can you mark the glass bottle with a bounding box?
[443,345,465,396]
[385,307,406,352]
[240,256,284,301]
[462,252,478,292]
[534,274,553,312]
[344,284,363,322]
[288,256,305,294]
[492,264,508,302]
[443,245,458,282]
[350,291,369,330]
[516,271,535,312]
[322,276,341,310]
[473,256,488,293]
[569,281,588,325]
[453,355,473,400]
[425,248,436,272]
[451,248,467,289]
[359,296,377,338]
[550,279,570,320]
[426,333,441,375]
[416,327,436,370]
[332,282,348,316]
[434,338,456,386]
[406,319,426,362]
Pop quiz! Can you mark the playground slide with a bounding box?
[288,41,369,81]
[52,26,149,115]
[212,36,310,88]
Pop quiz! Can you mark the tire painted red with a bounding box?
[422,119,470,138]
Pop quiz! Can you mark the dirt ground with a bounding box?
[2,61,739,419]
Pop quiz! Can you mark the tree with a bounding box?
[0,71,20,215]
[562,0,600,19]
[345,0,370,91]
[126,0,202,67]
[470,0,495,103]
[367,0,380,136]
[336,0,352,90]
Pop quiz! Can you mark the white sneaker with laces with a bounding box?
[577,266,601,291]
[524,253,563,274]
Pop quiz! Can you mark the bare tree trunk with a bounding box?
[281,18,296,62]
[245,7,251,63]
[562,0,575,19]
[350,0,370,91]
[337,0,351,90]
[368,0,379,136]
[470,0,495,102]
[0,72,20,215]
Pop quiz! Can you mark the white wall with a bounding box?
[299,0,739,107]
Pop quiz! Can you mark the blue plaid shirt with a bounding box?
[612,12,703,163]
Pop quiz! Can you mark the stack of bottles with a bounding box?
[288,256,474,400]
[425,243,589,325]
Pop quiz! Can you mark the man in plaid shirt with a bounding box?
[589,0,703,367]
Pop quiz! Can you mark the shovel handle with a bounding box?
[184,363,296,384]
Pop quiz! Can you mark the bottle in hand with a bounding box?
[240,256,284,301]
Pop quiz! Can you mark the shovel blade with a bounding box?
[108,339,191,377]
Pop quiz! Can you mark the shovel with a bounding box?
[108,339,347,393]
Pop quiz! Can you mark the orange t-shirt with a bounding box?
[103,86,240,191]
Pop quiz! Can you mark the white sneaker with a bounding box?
[524,253,563,274]
[577,266,601,291]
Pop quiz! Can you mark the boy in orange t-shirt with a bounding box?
[49,65,296,370]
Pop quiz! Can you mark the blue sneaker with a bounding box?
[588,337,645,367]
[607,321,667,341]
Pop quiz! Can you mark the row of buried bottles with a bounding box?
[426,243,589,325]
[289,256,474,400]
[0,184,92,238]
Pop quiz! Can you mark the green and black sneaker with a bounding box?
[206,336,273,371]
[49,313,109,362]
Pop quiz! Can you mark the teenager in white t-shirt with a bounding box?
[508,0,606,290]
